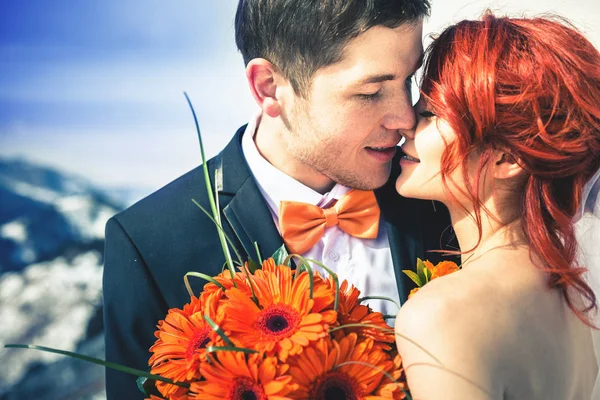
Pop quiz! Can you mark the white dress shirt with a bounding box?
[241,113,400,317]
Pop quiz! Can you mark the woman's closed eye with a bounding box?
[418,110,436,118]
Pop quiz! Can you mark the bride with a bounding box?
[395,12,600,399]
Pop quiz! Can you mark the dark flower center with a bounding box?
[185,327,211,360]
[230,377,266,400]
[197,335,211,349]
[311,371,360,400]
[326,386,349,400]
[266,315,289,332]
[241,391,257,400]
[256,304,300,338]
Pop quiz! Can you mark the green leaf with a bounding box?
[253,242,263,265]
[185,92,237,280]
[423,264,432,284]
[240,259,259,306]
[136,376,162,397]
[191,199,240,284]
[402,269,423,287]
[136,377,149,396]
[4,344,189,388]
[272,244,290,266]
[287,255,314,301]
[304,258,339,313]
[205,345,258,355]
[247,258,260,274]
[184,272,226,298]
[416,258,425,274]
[203,315,234,347]
[358,296,401,310]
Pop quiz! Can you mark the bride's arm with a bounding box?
[395,284,506,400]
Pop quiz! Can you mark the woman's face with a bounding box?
[395,98,458,202]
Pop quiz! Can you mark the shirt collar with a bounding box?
[241,112,351,219]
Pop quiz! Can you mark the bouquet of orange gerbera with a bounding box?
[143,254,408,400]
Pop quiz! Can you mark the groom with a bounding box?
[103,0,454,398]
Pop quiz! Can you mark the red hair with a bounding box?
[422,12,600,324]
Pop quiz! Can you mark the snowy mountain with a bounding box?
[0,159,124,274]
[0,158,133,399]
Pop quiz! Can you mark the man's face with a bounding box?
[280,21,424,191]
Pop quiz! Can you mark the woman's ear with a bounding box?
[493,151,524,180]
[245,59,285,118]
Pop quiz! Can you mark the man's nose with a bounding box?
[382,91,416,132]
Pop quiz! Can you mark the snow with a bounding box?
[0,220,28,243]
[57,195,113,240]
[0,251,104,389]
[0,176,60,204]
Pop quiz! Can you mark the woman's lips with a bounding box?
[399,150,420,164]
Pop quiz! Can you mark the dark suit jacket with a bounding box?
[102,125,455,399]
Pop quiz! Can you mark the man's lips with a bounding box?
[366,145,397,151]
[364,146,397,161]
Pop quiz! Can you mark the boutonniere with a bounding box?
[403,259,461,299]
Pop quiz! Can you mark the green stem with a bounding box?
[184,272,226,298]
[253,242,263,265]
[333,360,411,398]
[358,296,401,310]
[4,344,189,388]
[203,315,234,347]
[328,323,443,365]
[304,258,340,312]
[184,92,236,280]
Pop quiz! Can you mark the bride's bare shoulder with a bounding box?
[396,252,547,338]
[394,254,546,398]
[395,265,512,347]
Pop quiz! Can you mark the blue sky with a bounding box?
[1,0,598,194]
[0,0,255,191]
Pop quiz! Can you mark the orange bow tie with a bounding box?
[279,189,381,255]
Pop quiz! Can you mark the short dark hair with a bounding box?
[235,0,430,96]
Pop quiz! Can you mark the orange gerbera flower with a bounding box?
[422,260,435,272]
[287,333,404,399]
[221,263,336,361]
[200,265,254,304]
[431,260,460,279]
[407,287,420,299]
[149,292,221,397]
[145,392,190,400]
[258,259,336,313]
[327,279,395,350]
[407,260,460,299]
[189,351,296,400]
[375,352,408,399]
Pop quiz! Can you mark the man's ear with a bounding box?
[493,150,524,180]
[245,58,286,118]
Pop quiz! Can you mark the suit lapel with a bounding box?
[217,127,284,262]
[223,181,284,262]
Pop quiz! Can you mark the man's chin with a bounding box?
[333,170,390,191]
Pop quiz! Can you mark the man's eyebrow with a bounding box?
[357,52,426,85]
[358,74,397,85]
